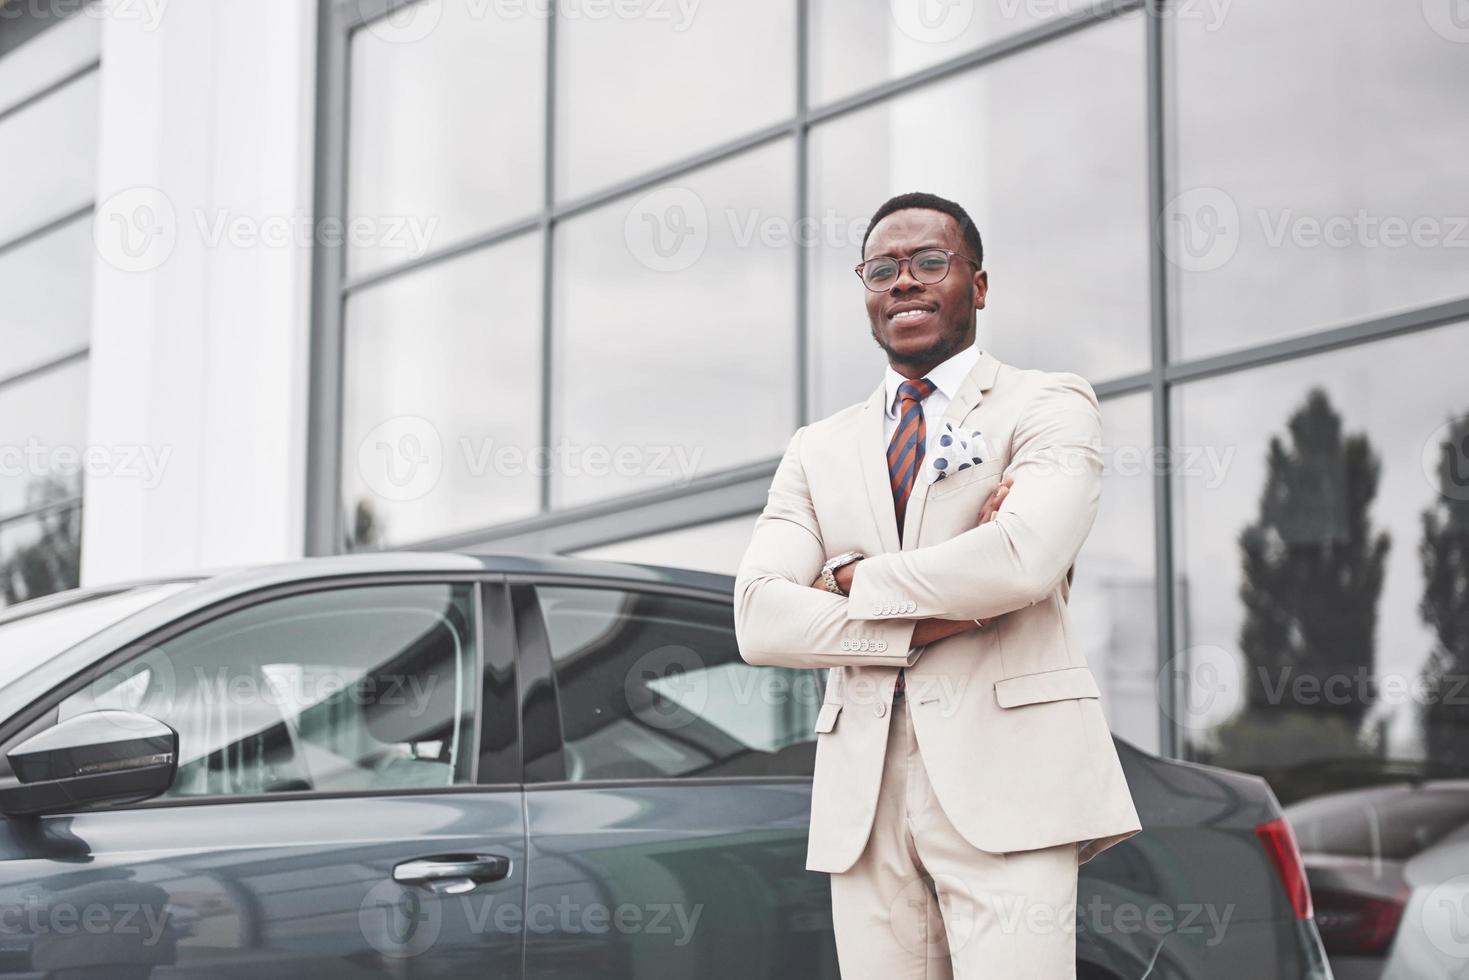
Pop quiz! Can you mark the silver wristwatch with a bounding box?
[820,551,865,595]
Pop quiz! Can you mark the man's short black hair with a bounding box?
[862,191,983,268]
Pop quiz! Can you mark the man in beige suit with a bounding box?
[734,192,1140,978]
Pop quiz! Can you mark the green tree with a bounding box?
[1419,412,1469,769]
[1235,388,1389,743]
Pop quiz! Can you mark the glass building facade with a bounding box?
[317,0,1469,775]
[0,12,98,605]
[3,0,1469,969]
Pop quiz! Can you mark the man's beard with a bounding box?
[869,318,969,368]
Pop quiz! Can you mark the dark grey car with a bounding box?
[0,553,1331,978]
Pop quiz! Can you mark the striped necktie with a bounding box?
[887,377,936,700]
[888,377,937,537]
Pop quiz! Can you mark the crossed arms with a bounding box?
[733,372,1103,670]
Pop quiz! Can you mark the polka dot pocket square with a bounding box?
[924,420,990,486]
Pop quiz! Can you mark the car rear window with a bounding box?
[1289,785,1469,860]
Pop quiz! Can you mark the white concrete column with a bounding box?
[81,0,318,585]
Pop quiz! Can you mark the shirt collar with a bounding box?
[883,343,983,419]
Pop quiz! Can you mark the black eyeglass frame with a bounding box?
[853,248,983,292]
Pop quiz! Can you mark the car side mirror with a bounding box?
[0,710,177,817]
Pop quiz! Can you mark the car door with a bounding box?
[511,576,836,980]
[0,575,524,979]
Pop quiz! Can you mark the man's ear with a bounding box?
[973,269,988,311]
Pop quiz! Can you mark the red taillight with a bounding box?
[1255,817,1313,920]
[1311,887,1407,957]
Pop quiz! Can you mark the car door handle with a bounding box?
[393,853,513,895]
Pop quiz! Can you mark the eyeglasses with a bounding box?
[854,248,981,292]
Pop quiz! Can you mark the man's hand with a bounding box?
[810,476,1014,635]
[979,475,1013,525]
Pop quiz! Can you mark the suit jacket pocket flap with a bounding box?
[994,666,1100,708]
[814,702,842,733]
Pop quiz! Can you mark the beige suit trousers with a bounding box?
[830,693,1080,979]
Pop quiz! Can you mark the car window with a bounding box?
[536,585,820,781]
[57,583,478,798]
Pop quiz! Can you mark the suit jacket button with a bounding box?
[905,600,916,613]
[875,701,887,718]
[877,640,887,651]
[840,639,851,651]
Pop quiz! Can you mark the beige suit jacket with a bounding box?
[734,350,1142,874]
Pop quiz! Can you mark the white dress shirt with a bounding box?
[881,342,983,445]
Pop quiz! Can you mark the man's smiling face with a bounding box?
[862,208,987,375]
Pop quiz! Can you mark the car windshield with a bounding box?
[0,583,196,690]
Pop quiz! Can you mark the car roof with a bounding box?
[204,551,736,593]
[0,551,737,627]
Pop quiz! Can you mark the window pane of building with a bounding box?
[0,215,92,379]
[807,14,1148,417]
[1171,321,1469,813]
[567,513,760,575]
[810,0,1111,105]
[0,11,100,117]
[0,506,82,609]
[0,69,97,243]
[0,360,88,518]
[537,585,819,780]
[1167,0,1469,360]
[341,234,542,549]
[347,0,546,278]
[551,142,797,508]
[554,0,795,200]
[1071,392,1158,753]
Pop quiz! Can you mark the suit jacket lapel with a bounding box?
[901,349,1004,548]
[858,382,901,554]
